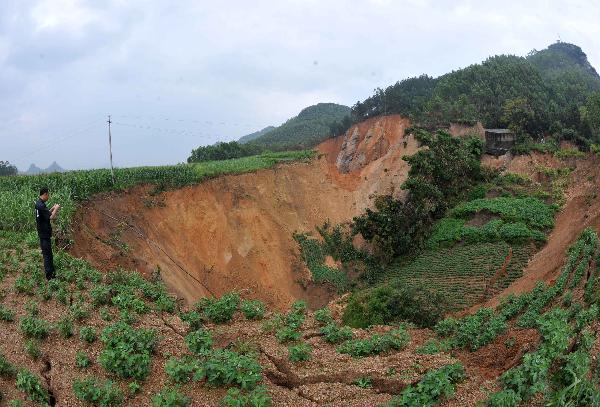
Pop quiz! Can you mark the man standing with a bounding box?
[35,187,60,280]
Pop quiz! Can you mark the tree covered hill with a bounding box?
[238,126,276,144]
[244,103,350,150]
[342,42,600,148]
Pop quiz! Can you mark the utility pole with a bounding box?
[108,115,115,185]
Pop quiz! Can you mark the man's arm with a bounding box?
[50,204,61,220]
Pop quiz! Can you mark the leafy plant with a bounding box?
[314,307,334,325]
[0,304,15,322]
[98,322,157,380]
[185,329,213,354]
[16,370,49,404]
[152,387,191,407]
[56,316,74,338]
[202,292,240,324]
[80,326,97,344]
[73,377,125,406]
[320,323,353,344]
[75,351,92,369]
[337,328,410,358]
[383,364,466,406]
[19,315,50,340]
[0,353,16,378]
[221,386,272,407]
[24,339,41,360]
[288,342,312,363]
[240,299,266,320]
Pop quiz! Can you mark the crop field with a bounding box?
[0,150,313,237]
[385,242,536,310]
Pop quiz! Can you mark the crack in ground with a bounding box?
[259,347,405,396]
[41,357,57,406]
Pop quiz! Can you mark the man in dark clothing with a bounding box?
[35,187,60,280]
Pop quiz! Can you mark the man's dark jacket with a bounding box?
[35,198,52,239]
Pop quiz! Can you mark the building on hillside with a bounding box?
[484,129,515,156]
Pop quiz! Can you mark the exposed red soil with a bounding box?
[70,115,416,310]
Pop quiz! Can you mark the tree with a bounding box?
[580,92,600,143]
[352,129,483,261]
[0,161,17,176]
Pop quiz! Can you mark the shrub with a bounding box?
[241,299,266,320]
[19,315,50,340]
[180,310,203,331]
[0,353,16,378]
[383,364,466,406]
[16,370,49,404]
[56,316,74,338]
[75,351,91,369]
[165,356,200,383]
[70,302,91,321]
[343,284,447,328]
[314,307,334,325]
[98,322,157,380]
[0,304,15,322]
[24,339,41,360]
[221,386,272,407]
[80,326,97,344]
[152,387,191,407]
[486,389,521,407]
[199,349,262,390]
[275,326,300,343]
[203,292,240,324]
[90,284,112,306]
[320,323,353,344]
[288,342,312,363]
[337,328,410,358]
[185,329,213,354]
[73,377,124,406]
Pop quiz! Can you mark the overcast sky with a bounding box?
[1,0,599,170]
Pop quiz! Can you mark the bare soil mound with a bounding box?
[70,115,415,309]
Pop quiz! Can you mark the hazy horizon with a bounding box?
[1,0,599,171]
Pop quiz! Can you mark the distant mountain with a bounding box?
[238,126,276,144]
[245,103,351,150]
[23,161,65,175]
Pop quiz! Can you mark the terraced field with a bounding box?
[386,243,536,310]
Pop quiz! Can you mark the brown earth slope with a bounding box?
[70,115,415,309]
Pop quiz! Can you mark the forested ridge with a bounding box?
[332,42,600,148]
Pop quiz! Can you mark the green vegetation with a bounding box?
[79,326,97,343]
[351,42,600,149]
[75,351,92,369]
[240,299,266,320]
[343,283,449,328]
[98,321,158,380]
[382,364,466,406]
[337,327,410,358]
[320,323,354,344]
[221,386,272,407]
[353,129,484,260]
[19,315,50,340]
[0,160,18,176]
[288,342,312,363]
[197,292,241,324]
[241,103,351,150]
[152,387,191,407]
[16,369,49,404]
[185,329,213,354]
[0,150,314,237]
[73,377,125,406]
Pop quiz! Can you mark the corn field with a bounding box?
[0,151,313,237]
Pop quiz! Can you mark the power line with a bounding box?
[14,119,103,162]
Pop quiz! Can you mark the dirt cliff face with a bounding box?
[70,115,416,309]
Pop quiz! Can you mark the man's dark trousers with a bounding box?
[40,238,55,280]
